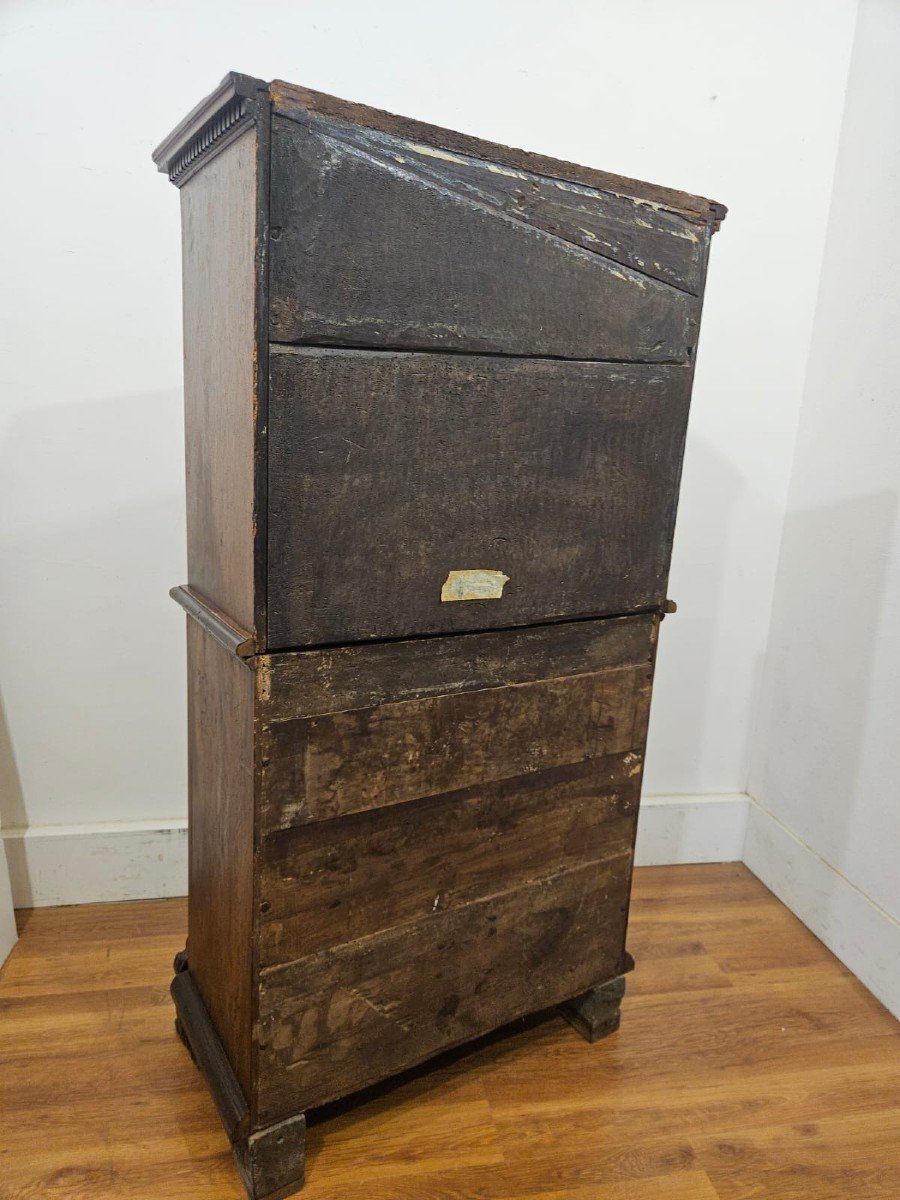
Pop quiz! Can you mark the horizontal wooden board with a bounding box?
[266,350,691,649]
[258,613,657,723]
[291,117,708,294]
[258,615,657,834]
[259,757,641,967]
[260,663,651,831]
[256,859,632,1121]
[271,79,725,225]
[269,112,702,359]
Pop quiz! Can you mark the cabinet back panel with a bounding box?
[256,857,631,1121]
[267,349,691,648]
[259,757,639,968]
[269,112,701,360]
[260,663,651,831]
[251,614,654,1119]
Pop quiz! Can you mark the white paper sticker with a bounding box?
[440,569,510,602]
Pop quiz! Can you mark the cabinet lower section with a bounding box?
[181,608,659,1195]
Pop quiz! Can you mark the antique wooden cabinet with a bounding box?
[153,72,724,1199]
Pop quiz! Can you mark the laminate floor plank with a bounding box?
[1,864,896,1200]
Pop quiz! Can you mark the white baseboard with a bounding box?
[3,796,747,908]
[635,793,749,865]
[743,799,900,1020]
[3,820,188,908]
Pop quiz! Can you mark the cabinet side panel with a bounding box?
[187,620,255,1097]
[181,126,258,632]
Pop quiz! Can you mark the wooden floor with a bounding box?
[1,864,897,1200]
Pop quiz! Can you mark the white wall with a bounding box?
[747,0,900,1017]
[0,1,857,901]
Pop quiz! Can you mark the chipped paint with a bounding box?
[623,751,644,777]
[401,141,472,167]
[257,658,272,703]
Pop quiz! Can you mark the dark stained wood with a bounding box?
[269,114,701,359]
[258,614,656,832]
[171,959,250,1140]
[180,125,260,635]
[270,79,725,227]
[559,971,630,1043]
[170,584,256,657]
[266,350,692,648]
[256,858,633,1122]
[261,663,651,830]
[233,1113,307,1200]
[259,759,640,966]
[284,116,708,294]
[185,620,256,1100]
[259,611,657,722]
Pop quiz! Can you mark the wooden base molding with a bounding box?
[171,951,306,1199]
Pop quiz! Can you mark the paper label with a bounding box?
[441,569,510,602]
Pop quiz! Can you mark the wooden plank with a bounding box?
[280,114,708,293]
[185,620,255,1099]
[269,114,701,360]
[270,80,724,226]
[259,758,640,967]
[256,859,632,1122]
[266,350,690,649]
[258,612,658,724]
[180,126,259,633]
[260,662,651,830]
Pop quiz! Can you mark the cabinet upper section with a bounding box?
[154,73,724,653]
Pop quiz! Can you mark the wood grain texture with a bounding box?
[269,114,703,359]
[261,666,650,830]
[267,350,691,648]
[3,866,896,1200]
[292,118,709,294]
[186,620,256,1099]
[258,758,639,967]
[249,615,656,1127]
[181,126,259,633]
[258,612,657,722]
[256,858,633,1122]
[269,80,724,226]
[257,614,656,832]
